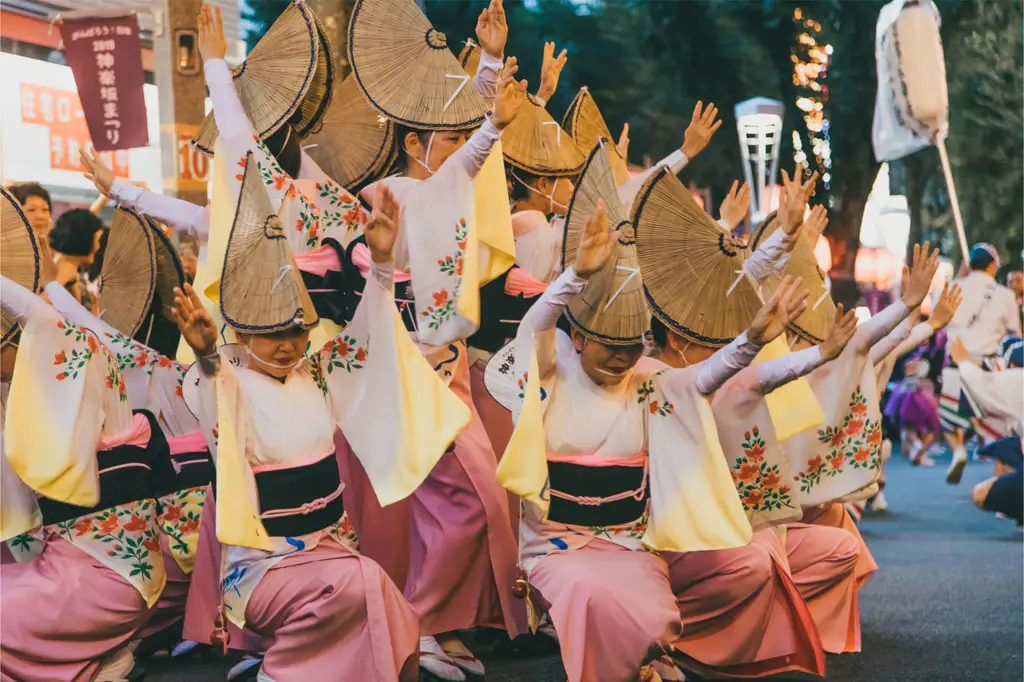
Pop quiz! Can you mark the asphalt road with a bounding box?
[146,452,1023,682]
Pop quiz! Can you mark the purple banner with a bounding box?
[60,14,148,151]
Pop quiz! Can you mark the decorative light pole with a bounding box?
[735,97,785,225]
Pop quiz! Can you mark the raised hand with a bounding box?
[616,123,630,161]
[680,101,722,159]
[779,164,818,235]
[901,241,941,310]
[197,3,228,62]
[819,304,858,360]
[928,282,963,331]
[573,200,619,278]
[536,41,568,104]
[171,284,218,357]
[748,274,809,346]
[80,147,115,196]
[475,0,507,59]
[364,186,401,264]
[491,60,528,130]
[801,204,828,248]
[719,180,751,230]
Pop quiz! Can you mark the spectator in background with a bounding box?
[48,209,105,314]
[7,182,52,242]
[947,243,1021,364]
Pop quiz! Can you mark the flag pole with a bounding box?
[934,135,970,262]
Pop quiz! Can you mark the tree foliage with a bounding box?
[242,0,1022,286]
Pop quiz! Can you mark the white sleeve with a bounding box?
[695,332,762,395]
[756,346,824,395]
[617,149,688,208]
[445,119,502,180]
[0,276,62,326]
[853,300,911,355]
[205,59,254,144]
[959,363,1024,423]
[515,267,586,379]
[109,180,210,242]
[472,50,503,103]
[743,229,794,283]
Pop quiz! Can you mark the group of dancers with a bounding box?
[0,1,1013,681]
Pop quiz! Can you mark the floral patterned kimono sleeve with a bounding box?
[0,277,131,538]
[43,282,193,435]
[318,260,470,506]
[205,58,368,254]
[403,121,503,346]
[642,361,753,552]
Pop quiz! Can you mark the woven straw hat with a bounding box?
[100,209,157,338]
[348,0,488,130]
[146,221,186,322]
[750,217,834,344]
[1,188,41,346]
[193,2,326,155]
[562,87,631,187]
[459,39,481,77]
[304,73,396,192]
[503,94,586,177]
[633,169,762,348]
[220,153,319,333]
[562,143,649,345]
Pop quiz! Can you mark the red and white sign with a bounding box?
[20,82,130,177]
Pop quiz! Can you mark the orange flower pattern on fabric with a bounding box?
[421,219,467,330]
[53,499,162,582]
[318,181,367,241]
[731,427,794,513]
[157,486,206,571]
[636,380,674,416]
[796,385,881,493]
[318,333,368,378]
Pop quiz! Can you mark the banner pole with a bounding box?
[935,136,970,262]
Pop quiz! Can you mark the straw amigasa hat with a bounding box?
[303,73,396,192]
[459,38,481,78]
[562,87,631,187]
[633,169,762,347]
[192,2,332,155]
[348,0,489,130]
[146,221,186,324]
[503,94,586,177]
[749,215,835,344]
[100,209,157,338]
[561,142,649,345]
[1,187,41,346]
[220,153,319,333]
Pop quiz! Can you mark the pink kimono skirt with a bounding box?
[0,534,150,681]
[138,537,189,639]
[786,517,864,654]
[337,354,522,637]
[469,360,521,540]
[665,528,825,678]
[529,540,681,682]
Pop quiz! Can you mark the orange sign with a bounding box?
[177,130,210,191]
[20,82,130,177]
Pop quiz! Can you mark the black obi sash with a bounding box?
[166,448,215,493]
[546,459,648,527]
[345,236,418,331]
[39,410,174,527]
[467,267,545,353]
[300,238,355,327]
[254,452,344,538]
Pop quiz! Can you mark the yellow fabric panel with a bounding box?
[472,142,517,286]
[754,337,825,442]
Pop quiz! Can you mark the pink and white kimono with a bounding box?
[509,268,754,682]
[185,260,465,682]
[344,116,522,638]
[42,282,214,643]
[1,278,168,681]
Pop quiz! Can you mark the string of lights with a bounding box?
[791,7,832,194]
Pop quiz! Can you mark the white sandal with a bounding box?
[419,636,466,681]
[437,634,485,677]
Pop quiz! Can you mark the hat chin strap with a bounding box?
[245,346,302,372]
[512,171,568,215]
[411,132,437,176]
